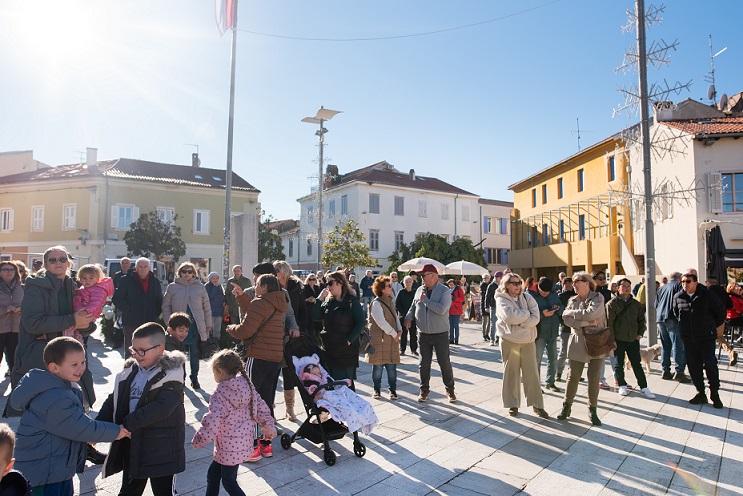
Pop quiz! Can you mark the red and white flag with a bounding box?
[216,0,235,36]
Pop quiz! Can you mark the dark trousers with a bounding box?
[206,461,243,496]
[683,338,720,393]
[613,339,647,389]
[33,479,73,496]
[118,451,176,496]
[0,332,18,371]
[400,317,417,353]
[245,356,281,446]
[185,341,200,381]
[419,331,455,390]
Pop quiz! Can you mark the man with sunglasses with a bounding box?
[112,258,163,359]
[404,264,456,403]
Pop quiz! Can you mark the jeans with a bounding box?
[419,331,455,390]
[658,319,686,374]
[34,479,73,496]
[482,311,491,339]
[600,356,617,383]
[185,341,200,381]
[613,339,647,389]
[448,315,460,342]
[535,333,558,385]
[211,316,223,339]
[372,363,398,392]
[556,328,570,377]
[206,461,244,496]
[400,317,417,353]
[683,338,719,393]
[361,296,373,318]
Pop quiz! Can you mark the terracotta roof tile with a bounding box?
[662,116,743,136]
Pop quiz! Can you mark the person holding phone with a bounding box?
[527,278,564,392]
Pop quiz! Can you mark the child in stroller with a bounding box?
[294,354,378,435]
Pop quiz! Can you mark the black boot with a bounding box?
[711,391,723,409]
[557,402,572,420]
[589,406,601,426]
[86,443,107,464]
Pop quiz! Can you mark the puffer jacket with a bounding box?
[73,277,114,319]
[229,290,287,362]
[527,288,563,341]
[449,285,465,316]
[204,282,225,317]
[606,294,645,342]
[495,290,540,344]
[367,295,401,366]
[192,375,276,466]
[563,291,608,362]
[163,276,212,341]
[10,369,120,487]
[0,279,23,333]
[673,284,726,342]
[313,294,365,368]
[97,350,187,480]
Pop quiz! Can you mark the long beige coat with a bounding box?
[162,276,212,341]
[367,295,401,366]
[562,291,609,363]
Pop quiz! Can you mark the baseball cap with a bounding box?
[494,271,504,278]
[420,264,439,275]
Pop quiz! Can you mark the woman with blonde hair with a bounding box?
[557,271,613,426]
[495,272,549,418]
[163,261,212,389]
[311,271,365,384]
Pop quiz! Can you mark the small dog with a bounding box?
[625,344,661,374]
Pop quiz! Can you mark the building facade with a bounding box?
[0,149,260,278]
[478,198,513,274]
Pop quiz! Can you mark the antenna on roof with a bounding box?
[570,118,593,152]
[704,34,727,105]
[185,143,200,167]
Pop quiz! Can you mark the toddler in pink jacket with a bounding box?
[64,264,114,343]
[192,350,276,496]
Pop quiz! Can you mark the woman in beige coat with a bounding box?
[557,271,613,426]
[495,272,549,418]
[367,276,401,400]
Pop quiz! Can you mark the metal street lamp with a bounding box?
[302,106,342,271]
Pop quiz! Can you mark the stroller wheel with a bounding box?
[353,442,366,458]
[323,448,336,466]
[280,433,291,450]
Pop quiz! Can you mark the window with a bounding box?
[193,209,210,234]
[558,178,564,199]
[31,206,44,231]
[418,200,427,218]
[307,205,315,224]
[394,231,404,250]
[499,218,508,235]
[328,199,336,217]
[577,169,584,192]
[157,207,174,225]
[62,204,76,230]
[483,216,493,233]
[288,240,294,258]
[111,204,138,230]
[340,195,348,215]
[559,219,566,242]
[542,185,548,204]
[369,193,380,214]
[578,214,586,240]
[721,173,743,212]
[307,240,312,256]
[441,203,449,220]
[462,206,469,221]
[485,248,508,265]
[369,230,379,251]
[532,226,538,247]
[485,248,496,263]
[0,208,13,232]
[532,189,537,207]
[394,196,404,216]
[543,223,549,245]
[607,156,616,182]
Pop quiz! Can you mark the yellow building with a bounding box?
[508,134,638,279]
[0,150,260,277]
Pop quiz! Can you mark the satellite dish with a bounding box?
[708,84,717,101]
[719,93,729,111]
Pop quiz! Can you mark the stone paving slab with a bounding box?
[0,320,740,495]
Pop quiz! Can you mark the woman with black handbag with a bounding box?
[558,271,615,426]
[367,276,402,400]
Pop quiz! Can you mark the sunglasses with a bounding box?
[0,267,16,273]
[507,281,521,286]
[181,270,195,275]
[46,256,69,264]
[327,279,338,286]
[681,279,695,284]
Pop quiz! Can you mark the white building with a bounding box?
[629,96,743,280]
[295,161,482,273]
[478,198,513,274]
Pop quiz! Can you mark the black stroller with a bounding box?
[280,335,367,466]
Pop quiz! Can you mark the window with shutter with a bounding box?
[709,172,723,213]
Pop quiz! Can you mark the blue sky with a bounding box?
[1,1,741,220]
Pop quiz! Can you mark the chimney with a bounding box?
[192,152,201,168]
[86,147,97,168]
[408,169,416,181]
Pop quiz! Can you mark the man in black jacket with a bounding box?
[673,272,726,408]
[112,258,163,359]
[485,271,503,346]
[479,273,491,341]
[556,277,576,381]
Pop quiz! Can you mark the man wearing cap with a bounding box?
[404,264,456,403]
[480,273,492,341]
[205,271,225,341]
[485,272,504,346]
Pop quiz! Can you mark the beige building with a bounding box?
[0,149,260,278]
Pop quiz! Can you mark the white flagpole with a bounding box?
[223,0,237,283]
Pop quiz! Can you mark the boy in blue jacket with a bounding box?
[0,422,31,496]
[10,337,128,495]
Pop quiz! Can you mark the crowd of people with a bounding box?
[0,246,739,495]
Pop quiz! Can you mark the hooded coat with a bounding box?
[191,375,276,466]
[97,350,187,480]
[162,276,212,341]
[230,291,288,363]
[73,277,114,318]
[495,290,540,344]
[10,369,120,487]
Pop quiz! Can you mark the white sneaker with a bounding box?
[642,387,656,399]
[618,385,629,396]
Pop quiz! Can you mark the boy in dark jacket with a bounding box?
[0,423,31,496]
[97,323,187,496]
[10,337,126,494]
[165,312,190,353]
